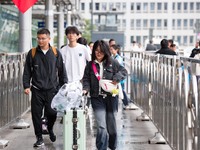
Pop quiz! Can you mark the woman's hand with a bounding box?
[111,80,118,85]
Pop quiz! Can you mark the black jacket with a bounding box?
[190,48,200,58]
[156,47,176,55]
[82,58,127,97]
[23,46,68,91]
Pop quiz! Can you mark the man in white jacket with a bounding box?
[60,26,91,83]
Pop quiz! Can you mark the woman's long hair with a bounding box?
[92,40,111,65]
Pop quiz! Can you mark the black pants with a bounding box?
[31,87,57,138]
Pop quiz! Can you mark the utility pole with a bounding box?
[149,28,153,41]
[91,0,93,41]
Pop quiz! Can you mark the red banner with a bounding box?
[12,0,38,13]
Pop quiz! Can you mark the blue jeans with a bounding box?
[91,95,118,150]
[121,82,130,106]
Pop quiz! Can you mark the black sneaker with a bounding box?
[49,130,56,142]
[33,137,44,147]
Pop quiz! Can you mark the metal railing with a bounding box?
[127,51,200,150]
[0,53,30,128]
[1,51,200,150]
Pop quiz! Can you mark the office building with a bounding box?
[80,0,200,50]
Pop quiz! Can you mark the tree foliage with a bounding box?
[82,19,92,43]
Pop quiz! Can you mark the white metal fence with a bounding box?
[0,53,30,128]
[124,51,200,150]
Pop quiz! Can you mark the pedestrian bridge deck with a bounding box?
[0,101,172,150]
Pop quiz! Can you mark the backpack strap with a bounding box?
[31,47,37,58]
[31,46,57,58]
[51,46,58,57]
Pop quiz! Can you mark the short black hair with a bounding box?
[110,44,121,55]
[88,41,93,45]
[168,39,174,45]
[160,39,168,48]
[77,37,88,46]
[109,39,115,44]
[65,26,79,36]
[37,28,50,36]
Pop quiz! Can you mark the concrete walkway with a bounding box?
[0,102,173,150]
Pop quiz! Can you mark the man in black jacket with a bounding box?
[156,39,176,55]
[23,29,68,147]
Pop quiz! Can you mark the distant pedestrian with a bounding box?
[110,44,135,110]
[156,39,176,55]
[109,38,116,47]
[190,41,200,58]
[145,40,157,51]
[88,41,94,54]
[131,41,141,51]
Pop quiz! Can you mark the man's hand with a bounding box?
[82,90,88,95]
[24,88,31,95]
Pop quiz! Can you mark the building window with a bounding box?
[136,3,141,11]
[117,19,120,26]
[189,19,194,28]
[157,2,162,11]
[172,19,175,28]
[197,2,200,10]
[172,3,175,10]
[95,3,100,10]
[183,19,188,28]
[89,2,92,10]
[122,19,126,27]
[164,19,167,28]
[177,2,181,11]
[190,2,194,11]
[190,36,193,44]
[164,3,168,11]
[143,3,148,12]
[183,36,187,45]
[116,3,121,11]
[130,36,134,43]
[102,3,107,11]
[172,36,175,41]
[184,2,188,11]
[177,36,181,44]
[131,3,134,11]
[136,19,141,28]
[81,3,85,11]
[109,2,114,11]
[136,36,141,43]
[143,19,148,28]
[150,3,155,12]
[150,19,155,28]
[130,19,134,29]
[157,19,162,28]
[177,19,181,28]
[122,2,126,10]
